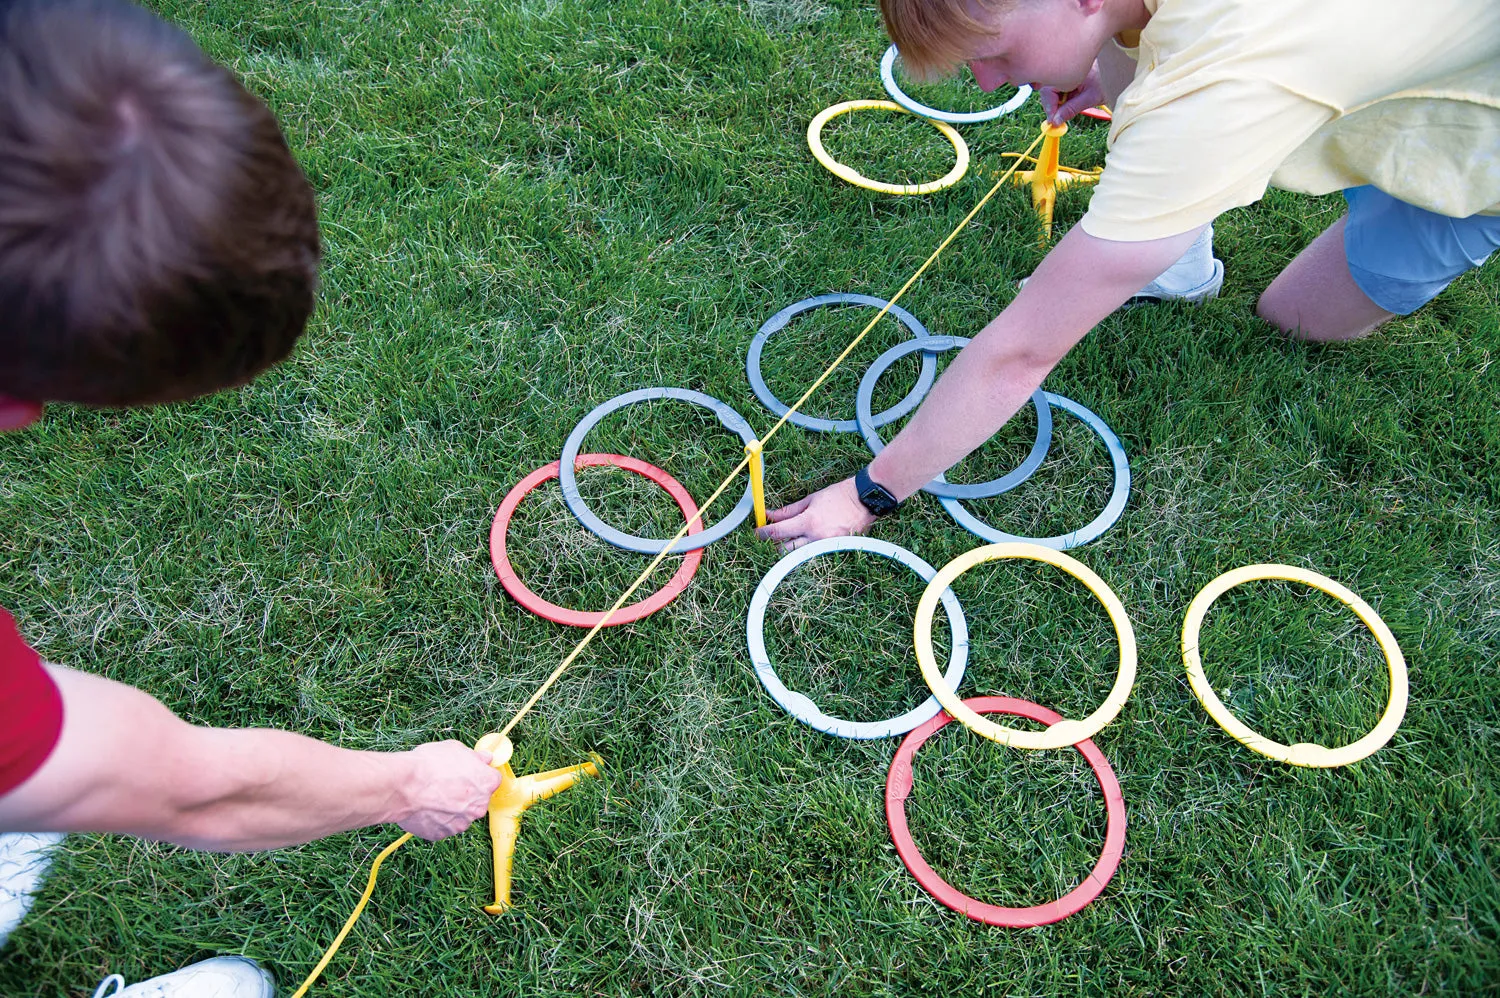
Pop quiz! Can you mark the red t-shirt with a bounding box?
[0,607,63,796]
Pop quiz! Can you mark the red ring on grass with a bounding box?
[885,695,1127,927]
[1080,106,1112,121]
[490,454,704,627]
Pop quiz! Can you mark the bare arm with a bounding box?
[0,666,501,852]
[757,223,1205,547]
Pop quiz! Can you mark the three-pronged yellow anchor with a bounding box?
[474,732,603,914]
[1001,121,1102,244]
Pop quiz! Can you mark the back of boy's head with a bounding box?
[881,0,1015,82]
[0,0,320,407]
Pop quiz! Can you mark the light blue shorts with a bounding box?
[1344,186,1500,315]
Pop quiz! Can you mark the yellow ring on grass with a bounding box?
[1182,564,1408,768]
[914,543,1137,749]
[807,100,970,196]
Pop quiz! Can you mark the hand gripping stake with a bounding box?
[474,733,603,914]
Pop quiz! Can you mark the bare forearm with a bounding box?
[140,726,419,851]
[758,225,1205,549]
[868,322,1057,499]
[0,666,497,851]
[870,225,1201,498]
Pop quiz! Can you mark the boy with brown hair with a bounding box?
[759,0,1500,548]
[0,2,501,994]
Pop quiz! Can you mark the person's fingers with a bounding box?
[756,510,808,544]
[1057,96,1089,122]
[1054,85,1106,124]
[764,495,812,523]
[1041,85,1086,124]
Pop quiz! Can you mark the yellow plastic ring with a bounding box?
[1181,564,1408,768]
[913,543,1137,750]
[807,100,970,196]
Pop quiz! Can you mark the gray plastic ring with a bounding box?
[939,391,1130,550]
[880,44,1032,125]
[559,387,758,554]
[856,335,1053,500]
[747,293,939,433]
[746,536,969,740]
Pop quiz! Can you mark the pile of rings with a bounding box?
[749,537,1409,925]
[751,538,1134,926]
[491,291,1130,628]
[747,294,1131,548]
[488,301,1406,931]
[808,45,1109,196]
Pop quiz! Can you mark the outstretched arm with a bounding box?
[0,665,501,852]
[757,223,1205,548]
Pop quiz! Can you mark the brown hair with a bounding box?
[880,0,1019,82]
[0,0,320,407]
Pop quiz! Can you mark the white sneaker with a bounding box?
[1126,224,1223,304]
[0,831,64,949]
[91,957,275,998]
[1016,224,1223,305]
[1127,256,1224,305]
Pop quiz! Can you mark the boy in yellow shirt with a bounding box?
[759,0,1500,548]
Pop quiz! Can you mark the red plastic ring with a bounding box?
[886,695,1127,927]
[490,454,704,627]
[1081,106,1112,121]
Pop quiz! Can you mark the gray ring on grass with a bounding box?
[746,535,969,740]
[880,44,1032,125]
[559,387,758,554]
[747,293,938,434]
[938,391,1130,549]
[856,335,1053,500]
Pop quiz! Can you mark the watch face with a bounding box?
[856,466,899,516]
[859,483,898,516]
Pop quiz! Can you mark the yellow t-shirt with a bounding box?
[1081,0,1500,242]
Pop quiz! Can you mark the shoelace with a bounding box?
[91,973,125,998]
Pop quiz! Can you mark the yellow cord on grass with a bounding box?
[292,127,1047,994]
[290,833,413,998]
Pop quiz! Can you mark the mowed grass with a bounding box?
[2,0,1498,995]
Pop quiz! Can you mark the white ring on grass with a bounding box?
[938,392,1130,550]
[880,45,1032,125]
[559,387,758,554]
[747,536,969,740]
[747,293,939,434]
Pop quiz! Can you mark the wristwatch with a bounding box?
[854,465,900,517]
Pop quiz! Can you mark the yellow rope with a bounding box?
[292,127,1047,995]
[291,833,413,998]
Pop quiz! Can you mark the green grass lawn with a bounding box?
[3,0,1498,994]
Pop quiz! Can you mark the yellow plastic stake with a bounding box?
[745,439,767,528]
[1002,122,1102,244]
[474,733,602,914]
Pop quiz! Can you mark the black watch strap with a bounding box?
[854,465,900,517]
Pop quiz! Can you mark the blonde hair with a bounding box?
[880,0,1019,82]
